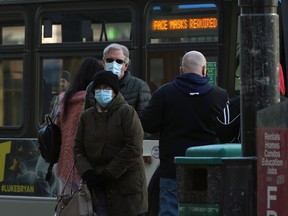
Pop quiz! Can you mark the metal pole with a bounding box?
[239,0,279,157]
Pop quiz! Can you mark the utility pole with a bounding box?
[239,0,283,215]
[239,0,279,156]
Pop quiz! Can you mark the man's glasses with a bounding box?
[105,58,125,64]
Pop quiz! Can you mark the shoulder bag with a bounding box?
[54,165,97,216]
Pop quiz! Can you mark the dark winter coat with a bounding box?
[74,93,148,216]
[84,71,151,116]
[141,73,229,178]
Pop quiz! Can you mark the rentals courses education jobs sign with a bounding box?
[257,128,288,216]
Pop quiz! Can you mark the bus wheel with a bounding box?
[147,166,160,216]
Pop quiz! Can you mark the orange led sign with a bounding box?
[152,17,217,31]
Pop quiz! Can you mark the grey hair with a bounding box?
[103,43,130,64]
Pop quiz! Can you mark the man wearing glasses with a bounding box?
[85,43,151,117]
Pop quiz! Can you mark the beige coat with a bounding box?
[74,93,148,216]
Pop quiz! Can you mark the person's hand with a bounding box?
[97,171,113,185]
[82,170,98,189]
[82,170,114,189]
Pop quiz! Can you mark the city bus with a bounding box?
[0,0,287,215]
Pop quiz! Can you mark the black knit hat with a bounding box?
[92,70,119,94]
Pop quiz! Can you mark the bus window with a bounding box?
[0,59,23,126]
[147,50,183,88]
[0,13,25,45]
[2,26,25,45]
[40,8,132,44]
[145,2,219,91]
[0,12,25,127]
[147,3,218,43]
[40,56,98,123]
[149,58,164,92]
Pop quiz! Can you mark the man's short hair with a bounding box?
[103,43,130,64]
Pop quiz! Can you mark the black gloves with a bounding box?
[82,170,113,189]
[82,170,98,189]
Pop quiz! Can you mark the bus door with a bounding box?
[143,2,221,215]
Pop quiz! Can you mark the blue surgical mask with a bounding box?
[94,89,113,107]
[105,62,122,77]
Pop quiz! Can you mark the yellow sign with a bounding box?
[152,17,217,31]
[0,141,11,182]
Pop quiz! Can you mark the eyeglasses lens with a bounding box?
[105,58,124,64]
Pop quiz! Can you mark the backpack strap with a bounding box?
[44,115,53,124]
[52,111,60,123]
[45,162,54,181]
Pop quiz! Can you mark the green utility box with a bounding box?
[175,144,242,216]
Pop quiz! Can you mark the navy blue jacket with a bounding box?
[141,73,228,178]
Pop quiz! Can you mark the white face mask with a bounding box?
[105,62,122,78]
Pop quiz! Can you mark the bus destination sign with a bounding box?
[151,17,217,31]
[149,15,218,39]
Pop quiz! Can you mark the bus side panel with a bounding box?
[0,196,56,216]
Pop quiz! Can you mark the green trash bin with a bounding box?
[174,144,242,216]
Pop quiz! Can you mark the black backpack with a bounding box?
[38,114,61,181]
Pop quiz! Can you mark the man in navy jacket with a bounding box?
[141,50,229,216]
